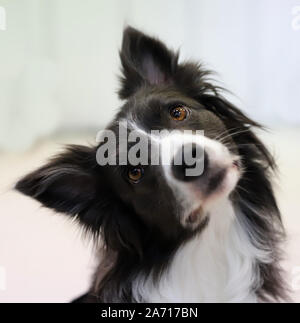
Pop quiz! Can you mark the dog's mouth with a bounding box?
[182,159,241,230]
[183,205,205,230]
[232,159,240,169]
[187,206,203,224]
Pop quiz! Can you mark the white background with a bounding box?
[0,0,300,150]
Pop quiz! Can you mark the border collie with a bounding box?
[16,27,288,303]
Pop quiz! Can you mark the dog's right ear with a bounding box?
[15,145,102,229]
[119,27,178,99]
[15,145,144,254]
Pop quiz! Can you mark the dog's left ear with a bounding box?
[119,26,178,99]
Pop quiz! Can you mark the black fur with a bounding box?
[16,27,288,302]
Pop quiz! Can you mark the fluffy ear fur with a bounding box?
[15,145,98,218]
[119,27,178,99]
[15,145,144,254]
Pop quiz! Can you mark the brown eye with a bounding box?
[170,106,188,121]
[128,167,144,183]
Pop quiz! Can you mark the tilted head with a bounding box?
[16,27,286,302]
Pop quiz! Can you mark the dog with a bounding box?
[16,27,288,303]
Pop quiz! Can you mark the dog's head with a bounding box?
[16,27,276,255]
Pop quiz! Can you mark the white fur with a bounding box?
[159,132,240,227]
[123,120,272,302]
[132,198,272,303]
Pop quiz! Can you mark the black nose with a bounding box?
[172,144,208,182]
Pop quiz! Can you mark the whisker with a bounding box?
[218,128,251,144]
[236,184,250,195]
[213,127,241,142]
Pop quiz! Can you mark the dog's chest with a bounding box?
[133,201,260,303]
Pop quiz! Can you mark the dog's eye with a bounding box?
[170,106,188,121]
[128,167,144,183]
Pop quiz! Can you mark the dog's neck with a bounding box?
[132,198,270,302]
